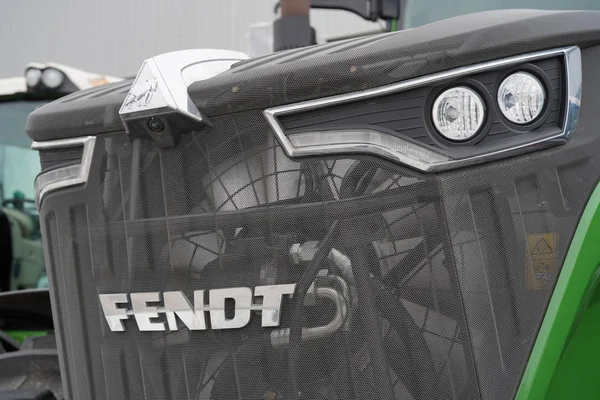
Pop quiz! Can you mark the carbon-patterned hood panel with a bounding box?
[192,9,600,116]
[26,9,600,141]
[32,43,600,399]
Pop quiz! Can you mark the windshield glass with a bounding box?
[402,0,600,28]
[0,100,47,202]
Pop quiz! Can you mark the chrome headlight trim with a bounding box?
[32,136,96,208]
[286,129,451,172]
[265,46,581,172]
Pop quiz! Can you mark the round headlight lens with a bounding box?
[432,86,486,141]
[497,72,545,125]
[41,68,65,89]
[25,68,41,87]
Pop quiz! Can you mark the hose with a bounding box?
[287,220,339,398]
[270,286,347,347]
[371,278,437,399]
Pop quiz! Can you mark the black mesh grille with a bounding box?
[37,46,600,400]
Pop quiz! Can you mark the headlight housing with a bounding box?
[266,46,579,172]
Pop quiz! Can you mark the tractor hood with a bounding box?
[26,9,600,142]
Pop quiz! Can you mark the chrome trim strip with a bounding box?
[265,46,582,172]
[32,136,96,207]
[286,129,450,172]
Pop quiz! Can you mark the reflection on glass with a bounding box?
[0,100,48,291]
[402,0,600,28]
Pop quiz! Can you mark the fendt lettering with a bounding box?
[99,284,296,332]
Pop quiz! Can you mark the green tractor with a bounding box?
[6,3,600,400]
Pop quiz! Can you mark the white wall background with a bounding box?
[0,0,380,78]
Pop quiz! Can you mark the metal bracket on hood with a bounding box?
[119,49,249,147]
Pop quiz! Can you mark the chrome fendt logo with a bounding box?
[124,78,158,109]
[99,284,296,332]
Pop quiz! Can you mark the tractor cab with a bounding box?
[0,64,120,291]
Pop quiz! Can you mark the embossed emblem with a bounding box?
[99,284,296,332]
[124,78,158,109]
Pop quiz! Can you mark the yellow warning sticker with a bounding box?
[526,233,559,290]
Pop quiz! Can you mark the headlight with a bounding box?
[41,68,65,89]
[25,68,41,87]
[432,86,486,141]
[497,72,546,125]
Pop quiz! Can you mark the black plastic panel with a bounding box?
[0,290,53,331]
[39,147,84,173]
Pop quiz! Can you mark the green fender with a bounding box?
[517,182,600,400]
